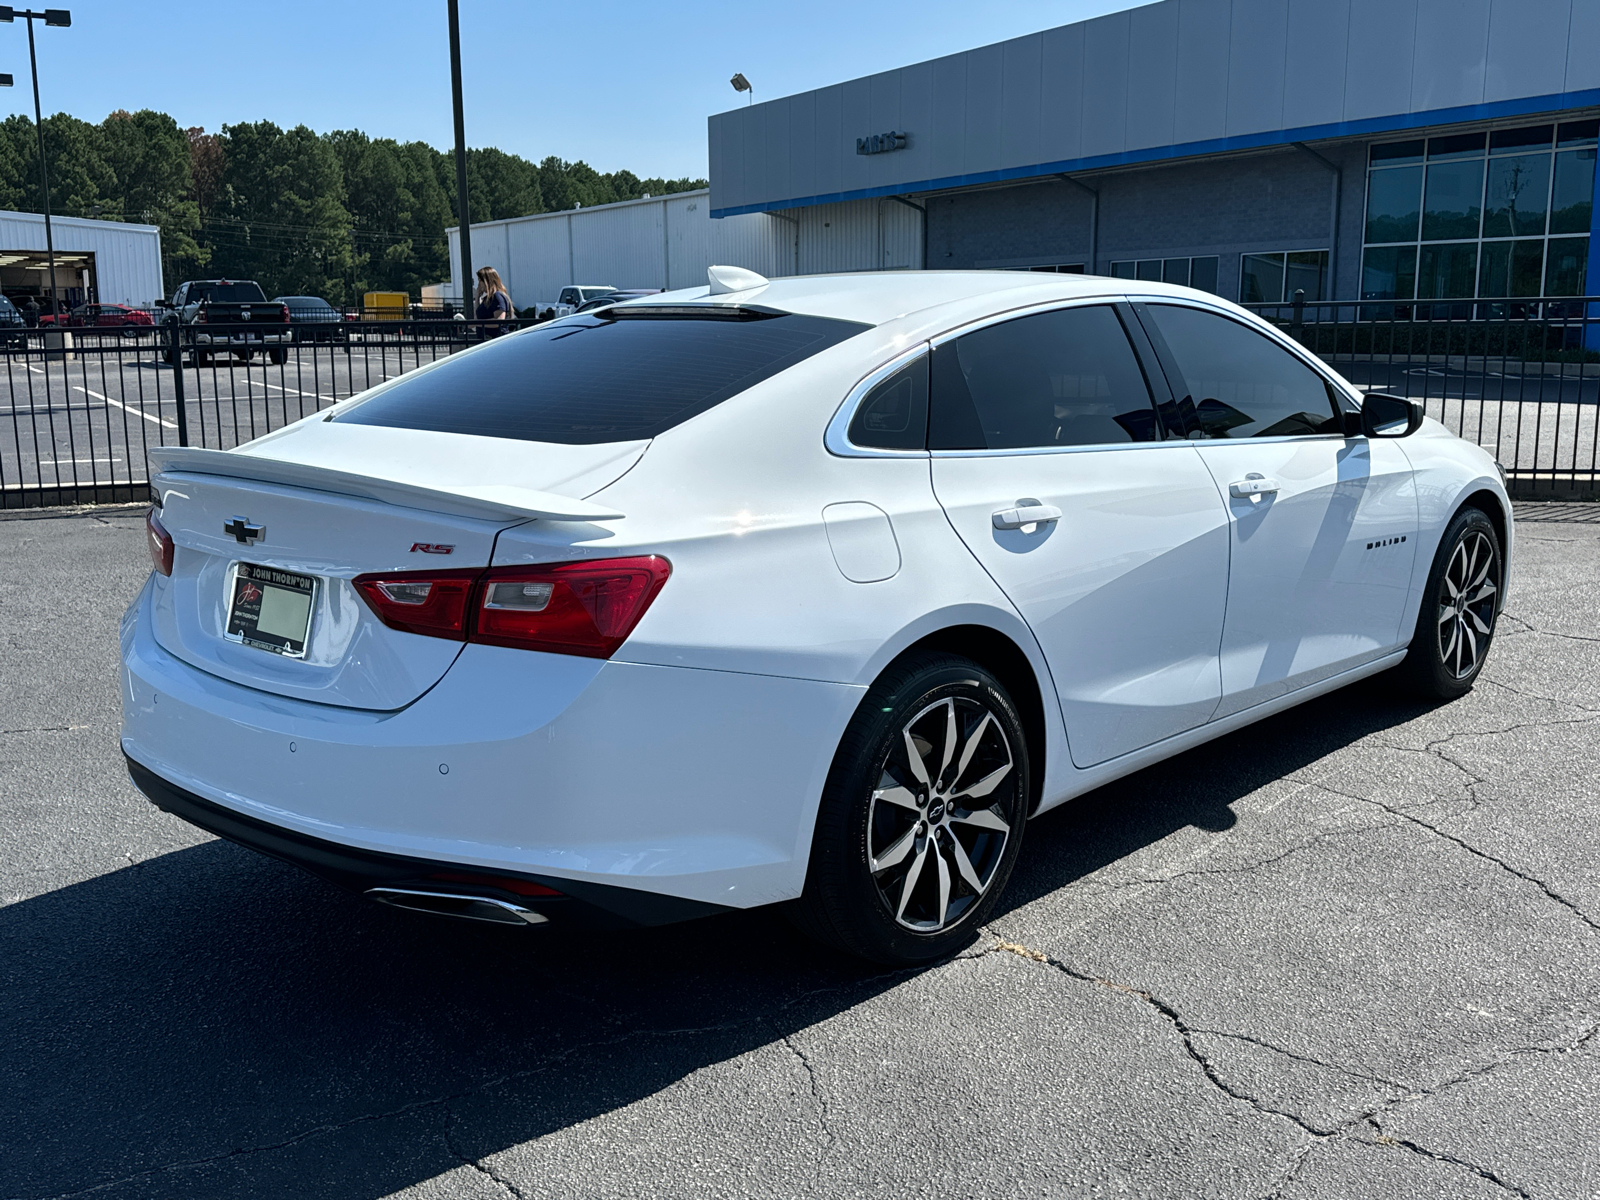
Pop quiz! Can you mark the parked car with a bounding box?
[575,289,664,313]
[275,295,348,344]
[156,279,292,365]
[38,302,155,335]
[124,267,1511,965]
[535,284,617,320]
[0,294,27,348]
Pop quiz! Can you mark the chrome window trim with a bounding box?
[824,342,933,459]
[826,289,1363,460]
[1123,292,1367,409]
[926,292,1131,348]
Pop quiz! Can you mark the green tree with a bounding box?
[208,121,354,301]
[100,110,201,283]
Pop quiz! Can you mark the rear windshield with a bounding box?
[334,310,870,444]
[192,282,267,303]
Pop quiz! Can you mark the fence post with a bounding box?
[168,321,189,447]
[1291,288,1305,341]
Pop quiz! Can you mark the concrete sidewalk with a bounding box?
[1,504,1596,1199]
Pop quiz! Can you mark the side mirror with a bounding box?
[1360,392,1423,438]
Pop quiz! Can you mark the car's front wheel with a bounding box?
[1396,506,1502,699]
[790,652,1030,964]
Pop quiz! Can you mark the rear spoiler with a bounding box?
[147,446,625,523]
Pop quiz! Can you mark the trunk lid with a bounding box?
[147,421,642,710]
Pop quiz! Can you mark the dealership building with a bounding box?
[707,0,1600,307]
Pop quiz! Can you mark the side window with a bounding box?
[847,355,928,451]
[1140,304,1341,438]
[929,304,1160,451]
[559,288,577,306]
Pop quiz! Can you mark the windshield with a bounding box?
[335,310,869,445]
[191,282,267,304]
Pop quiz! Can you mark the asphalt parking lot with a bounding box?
[3,502,1598,1200]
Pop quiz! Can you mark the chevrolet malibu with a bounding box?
[122,267,1510,965]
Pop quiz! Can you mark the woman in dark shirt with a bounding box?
[474,267,513,337]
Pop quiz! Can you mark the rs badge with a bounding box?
[410,543,455,555]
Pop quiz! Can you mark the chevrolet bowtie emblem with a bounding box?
[224,517,265,544]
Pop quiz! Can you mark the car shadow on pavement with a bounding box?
[2,678,1434,1200]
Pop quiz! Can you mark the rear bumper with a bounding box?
[120,576,863,912]
[125,754,723,928]
[194,331,291,346]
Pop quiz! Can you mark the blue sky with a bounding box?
[0,1,1137,179]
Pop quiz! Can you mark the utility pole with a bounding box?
[447,0,471,315]
[1,9,73,320]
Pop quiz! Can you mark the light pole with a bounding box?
[0,8,70,321]
[447,0,471,315]
[730,72,752,106]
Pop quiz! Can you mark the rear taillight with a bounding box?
[353,556,670,658]
[352,568,480,638]
[474,557,671,658]
[280,305,291,322]
[146,508,173,576]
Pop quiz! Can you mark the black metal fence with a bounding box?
[1244,295,1600,498]
[3,299,1598,510]
[0,318,514,509]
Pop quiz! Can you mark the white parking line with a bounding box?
[73,385,177,430]
[37,457,122,466]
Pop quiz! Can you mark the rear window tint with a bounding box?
[193,283,267,303]
[334,310,870,444]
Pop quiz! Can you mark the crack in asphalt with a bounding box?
[1366,1126,1533,1198]
[991,940,1333,1138]
[1189,1027,1409,1091]
[993,937,1600,1200]
[1326,785,1600,935]
[7,984,874,1200]
[1111,821,1397,892]
[442,1109,529,1200]
[1479,676,1600,714]
[783,1032,839,1185]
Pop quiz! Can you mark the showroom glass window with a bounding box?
[1109,256,1220,294]
[1361,120,1596,301]
[1140,304,1342,439]
[1239,250,1330,303]
[928,305,1162,450]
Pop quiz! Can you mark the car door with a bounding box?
[928,301,1232,769]
[1133,301,1418,717]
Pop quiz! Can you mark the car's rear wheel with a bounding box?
[790,652,1029,965]
[1395,506,1502,700]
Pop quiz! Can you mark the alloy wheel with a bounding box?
[866,696,1015,932]
[1437,529,1498,679]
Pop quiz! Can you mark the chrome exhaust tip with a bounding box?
[365,887,550,926]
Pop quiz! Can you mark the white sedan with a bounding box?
[123,267,1510,964]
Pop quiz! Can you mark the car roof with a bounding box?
[613,270,1246,328]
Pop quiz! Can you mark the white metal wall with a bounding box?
[449,190,795,307]
[795,199,924,274]
[0,211,164,304]
[709,0,1600,216]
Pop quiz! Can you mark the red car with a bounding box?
[39,302,156,334]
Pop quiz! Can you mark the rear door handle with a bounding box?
[1229,475,1281,499]
[992,502,1063,530]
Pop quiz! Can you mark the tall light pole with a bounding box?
[0,8,71,321]
[447,0,471,314]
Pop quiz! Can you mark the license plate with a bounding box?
[226,563,316,657]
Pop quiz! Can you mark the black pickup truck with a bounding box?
[158,280,292,365]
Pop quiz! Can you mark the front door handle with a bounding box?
[992,502,1063,530]
[1229,474,1281,499]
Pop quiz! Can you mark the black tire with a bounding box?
[268,347,287,365]
[1394,506,1502,700]
[789,652,1030,965]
